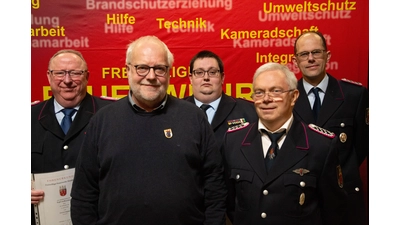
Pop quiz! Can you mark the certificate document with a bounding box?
[31,168,75,225]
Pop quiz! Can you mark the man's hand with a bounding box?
[31,189,44,204]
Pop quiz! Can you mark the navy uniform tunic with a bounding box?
[294,74,369,225]
[222,118,347,225]
[31,93,113,224]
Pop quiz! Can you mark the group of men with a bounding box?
[31,31,369,225]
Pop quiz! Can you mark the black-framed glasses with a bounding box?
[252,89,294,99]
[192,69,220,78]
[128,64,169,77]
[49,70,87,79]
[295,49,326,61]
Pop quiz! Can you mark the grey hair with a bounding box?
[253,62,297,90]
[125,35,174,67]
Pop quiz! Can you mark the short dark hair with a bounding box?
[189,50,224,74]
[293,31,328,54]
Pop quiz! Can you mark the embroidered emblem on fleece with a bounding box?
[164,129,173,138]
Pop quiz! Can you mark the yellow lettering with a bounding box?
[101,85,108,97]
[170,66,189,78]
[225,83,232,96]
[102,67,127,79]
[31,26,65,37]
[98,85,129,99]
[157,17,206,30]
[156,18,165,29]
[236,83,253,100]
[87,86,93,95]
[111,85,130,99]
[40,83,255,101]
[188,85,193,96]
[256,52,294,64]
[43,86,51,100]
[167,84,188,98]
[32,0,40,9]
[43,86,93,100]
[106,14,135,24]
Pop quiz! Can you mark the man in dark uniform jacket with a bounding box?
[184,50,258,149]
[292,31,369,225]
[222,62,347,225]
[31,49,114,225]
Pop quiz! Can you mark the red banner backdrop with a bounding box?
[31,0,369,102]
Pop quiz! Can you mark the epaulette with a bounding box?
[100,96,119,101]
[31,100,40,106]
[227,122,250,133]
[308,124,335,138]
[341,78,362,86]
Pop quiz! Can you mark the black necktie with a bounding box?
[263,130,286,171]
[61,108,76,134]
[200,104,211,117]
[311,87,321,121]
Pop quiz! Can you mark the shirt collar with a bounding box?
[258,114,294,134]
[53,98,80,114]
[194,95,222,111]
[303,74,329,94]
[128,90,167,112]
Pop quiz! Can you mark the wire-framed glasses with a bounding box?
[252,89,294,99]
[295,49,326,61]
[192,69,220,78]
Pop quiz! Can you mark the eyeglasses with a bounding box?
[49,70,87,79]
[129,64,169,77]
[295,49,326,61]
[192,69,220,78]
[252,89,294,99]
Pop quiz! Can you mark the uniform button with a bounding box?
[63,145,69,150]
[261,212,267,218]
[263,190,269,195]
[300,181,306,187]
[340,123,345,127]
[64,165,69,169]
[236,174,240,180]
[355,187,360,192]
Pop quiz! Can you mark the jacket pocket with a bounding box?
[230,168,255,211]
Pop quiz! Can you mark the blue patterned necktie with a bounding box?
[263,130,286,171]
[61,108,76,134]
